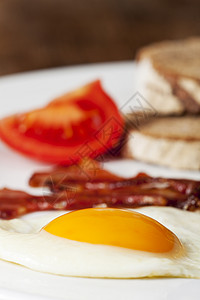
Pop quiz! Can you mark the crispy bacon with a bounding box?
[29,160,200,208]
[29,159,123,190]
[0,188,167,220]
[29,160,199,198]
[0,160,199,219]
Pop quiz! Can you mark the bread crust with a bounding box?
[136,38,200,113]
[123,115,200,170]
[124,131,200,170]
[165,75,200,114]
[137,37,200,81]
[138,116,200,141]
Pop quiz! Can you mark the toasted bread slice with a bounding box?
[136,59,185,115]
[136,38,200,114]
[124,115,200,170]
[137,37,200,80]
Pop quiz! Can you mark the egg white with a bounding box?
[0,207,199,278]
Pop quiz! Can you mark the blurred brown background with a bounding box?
[0,0,200,76]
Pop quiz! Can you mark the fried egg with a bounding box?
[0,207,199,278]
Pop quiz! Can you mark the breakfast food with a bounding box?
[1,70,200,283]
[126,39,200,170]
[136,37,200,115]
[124,115,200,170]
[0,159,199,219]
[0,80,123,165]
[0,207,200,278]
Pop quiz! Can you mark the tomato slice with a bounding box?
[0,80,124,165]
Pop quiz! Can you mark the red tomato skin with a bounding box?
[0,80,124,165]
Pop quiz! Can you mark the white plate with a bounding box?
[0,62,199,300]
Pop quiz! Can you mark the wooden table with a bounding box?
[0,0,200,75]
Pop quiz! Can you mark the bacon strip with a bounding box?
[29,161,200,207]
[29,159,123,189]
[0,188,167,220]
[0,160,199,219]
[29,160,199,199]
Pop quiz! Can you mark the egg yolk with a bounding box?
[44,208,182,254]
